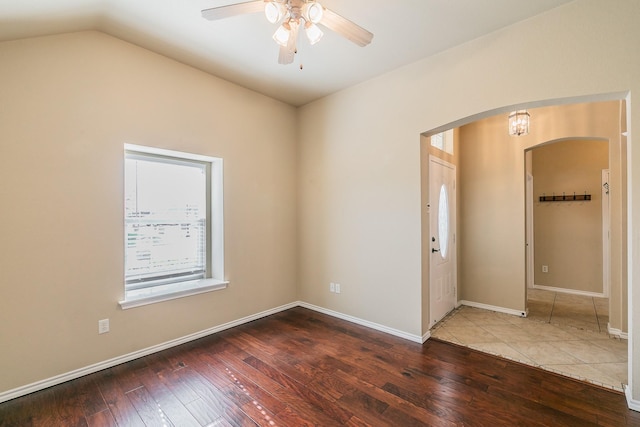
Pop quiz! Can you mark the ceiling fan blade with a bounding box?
[320,8,373,47]
[201,0,264,21]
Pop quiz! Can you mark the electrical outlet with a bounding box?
[330,282,335,293]
[98,319,110,334]
[335,283,341,294]
[542,265,549,273]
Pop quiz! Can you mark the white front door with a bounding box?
[429,156,456,328]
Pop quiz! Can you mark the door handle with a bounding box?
[432,248,440,253]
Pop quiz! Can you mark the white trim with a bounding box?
[608,324,629,340]
[525,171,534,289]
[118,279,229,309]
[459,300,527,318]
[602,169,611,298]
[210,153,225,282]
[0,302,297,404]
[625,385,640,412]
[532,284,606,298]
[298,302,424,344]
[422,331,431,343]
[122,143,226,306]
[124,143,219,164]
[623,93,635,413]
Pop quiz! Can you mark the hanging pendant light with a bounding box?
[509,110,530,136]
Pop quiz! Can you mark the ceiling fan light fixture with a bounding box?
[306,2,324,24]
[201,0,373,65]
[264,2,283,24]
[273,21,291,46]
[305,21,323,45]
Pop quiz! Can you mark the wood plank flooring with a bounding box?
[0,307,638,426]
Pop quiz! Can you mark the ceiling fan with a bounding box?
[201,0,374,65]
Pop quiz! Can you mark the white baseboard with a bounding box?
[2,298,635,411]
[459,300,527,318]
[532,284,606,298]
[0,301,426,404]
[608,324,629,340]
[0,302,298,404]
[625,385,640,412]
[298,302,424,344]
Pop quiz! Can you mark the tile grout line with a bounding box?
[592,296,604,333]
[548,291,557,323]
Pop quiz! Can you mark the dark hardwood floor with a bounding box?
[1,307,638,426]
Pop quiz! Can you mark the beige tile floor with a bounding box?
[431,289,628,392]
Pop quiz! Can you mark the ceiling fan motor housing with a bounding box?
[271,0,320,25]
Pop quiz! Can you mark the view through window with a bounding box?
[430,129,454,154]
[121,144,225,308]
[125,153,209,289]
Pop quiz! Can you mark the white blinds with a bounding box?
[124,152,208,290]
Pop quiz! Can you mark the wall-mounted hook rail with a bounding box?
[539,192,591,202]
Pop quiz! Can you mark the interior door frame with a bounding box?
[602,169,610,298]
[526,172,534,290]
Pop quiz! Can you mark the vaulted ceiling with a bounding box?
[0,0,574,106]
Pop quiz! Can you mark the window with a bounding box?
[119,144,226,309]
[438,184,449,259]
[430,129,454,154]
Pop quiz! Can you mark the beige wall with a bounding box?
[0,32,298,394]
[458,114,529,310]
[532,139,609,293]
[298,0,640,401]
[296,92,423,336]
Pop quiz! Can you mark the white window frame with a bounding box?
[119,144,227,309]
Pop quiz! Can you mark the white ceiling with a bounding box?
[0,0,574,106]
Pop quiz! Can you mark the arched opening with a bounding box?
[421,95,628,391]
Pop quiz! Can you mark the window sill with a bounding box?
[118,279,228,310]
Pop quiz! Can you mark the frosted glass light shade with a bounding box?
[307,2,324,24]
[264,2,282,24]
[305,22,323,45]
[273,23,291,46]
